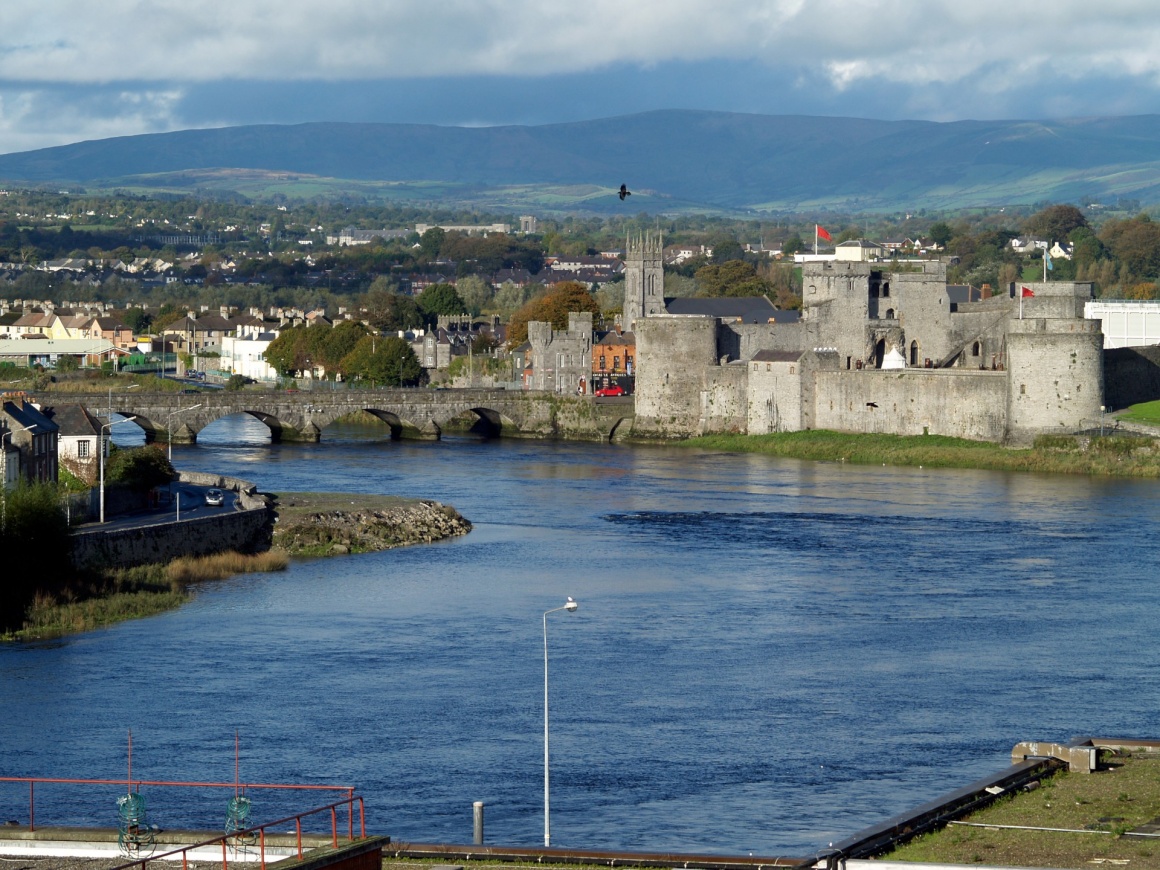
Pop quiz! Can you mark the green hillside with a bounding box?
[1,110,1158,213]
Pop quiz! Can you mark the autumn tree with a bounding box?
[507,281,600,346]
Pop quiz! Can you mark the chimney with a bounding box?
[981,284,992,300]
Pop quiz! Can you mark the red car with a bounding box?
[595,385,626,397]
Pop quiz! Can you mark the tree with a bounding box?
[929,222,953,247]
[493,281,529,317]
[122,307,153,333]
[418,227,446,260]
[507,281,600,346]
[1024,204,1087,242]
[340,335,422,386]
[417,283,466,324]
[105,445,174,492]
[694,260,772,298]
[0,482,71,631]
[709,238,744,263]
[363,283,423,332]
[781,233,805,255]
[456,275,493,315]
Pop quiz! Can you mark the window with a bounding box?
[766,363,771,371]
[789,366,795,374]
[972,341,980,357]
[78,440,90,459]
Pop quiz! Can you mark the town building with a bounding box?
[0,396,59,484]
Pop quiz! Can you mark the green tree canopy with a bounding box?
[1024,204,1088,242]
[363,282,423,332]
[928,222,953,247]
[0,482,72,631]
[340,335,422,386]
[105,445,175,492]
[416,283,466,323]
[694,260,773,298]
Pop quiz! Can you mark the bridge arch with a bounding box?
[607,417,633,443]
[361,408,427,440]
[436,406,517,439]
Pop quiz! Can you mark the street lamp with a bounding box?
[166,404,202,461]
[100,416,138,524]
[543,596,578,848]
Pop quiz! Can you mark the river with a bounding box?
[2,415,1159,855]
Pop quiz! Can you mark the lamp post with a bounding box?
[543,596,578,848]
[100,416,138,524]
[166,404,202,462]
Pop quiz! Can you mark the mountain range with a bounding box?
[1,110,1158,213]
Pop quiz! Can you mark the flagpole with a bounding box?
[815,225,818,256]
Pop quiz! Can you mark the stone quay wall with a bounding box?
[71,473,272,571]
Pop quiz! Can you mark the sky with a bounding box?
[2,0,1160,154]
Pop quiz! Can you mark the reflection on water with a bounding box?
[4,417,1160,855]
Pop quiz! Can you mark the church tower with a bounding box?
[623,231,665,330]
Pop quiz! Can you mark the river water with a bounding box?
[2,415,1159,855]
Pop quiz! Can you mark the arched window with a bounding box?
[972,341,981,357]
[910,341,919,366]
[885,308,895,319]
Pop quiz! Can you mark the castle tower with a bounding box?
[623,231,665,330]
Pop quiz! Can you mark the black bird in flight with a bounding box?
[619,184,631,201]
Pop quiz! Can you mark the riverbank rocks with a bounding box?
[272,497,472,556]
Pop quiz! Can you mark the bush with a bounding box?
[105,445,174,491]
[0,483,72,631]
[224,374,250,391]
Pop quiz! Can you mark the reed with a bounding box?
[3,550,289,641]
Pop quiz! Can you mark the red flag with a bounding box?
[1021,286,1035,297]
[816,224,832,242]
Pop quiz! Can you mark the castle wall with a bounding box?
[719,322,805,361]
[892,270,954,364]
[813,370,1008,440]
[702,364,748,434]
[747,360,804,433]
[634,317,719,437]
[1006,318,1104,439]
[802,262,870,366]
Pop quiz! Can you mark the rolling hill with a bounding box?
[0,110,1158,213]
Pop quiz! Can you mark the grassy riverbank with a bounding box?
[888,749,1160,868]
[681,430,1160,477]
[3,551,287,641]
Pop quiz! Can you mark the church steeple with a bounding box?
[623,230,664,330]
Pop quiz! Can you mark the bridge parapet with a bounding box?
[37,389,635,443]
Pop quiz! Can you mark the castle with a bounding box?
[626,236,1105,443]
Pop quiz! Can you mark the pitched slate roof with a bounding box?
[43,403,102,437]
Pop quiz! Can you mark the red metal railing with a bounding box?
[107,794,367,870]
[0,776,357,837]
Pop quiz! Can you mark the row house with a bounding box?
[1,396,58,486]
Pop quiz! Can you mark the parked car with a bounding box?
[204,489,224,507]
[595,385,627,397]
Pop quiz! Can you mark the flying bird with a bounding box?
[619,184,631,201]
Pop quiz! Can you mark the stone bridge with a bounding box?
[42,388,635,444]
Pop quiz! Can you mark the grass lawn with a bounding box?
[680,429,1160,477]
[1120,399,1160,426]
[888,749,1160,868]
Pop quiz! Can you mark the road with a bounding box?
[81,484,240,532]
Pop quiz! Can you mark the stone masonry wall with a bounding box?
[633,317,719,437]
[1006,319,1104,439]
[813,369,1008,440]
[71,473,272,571]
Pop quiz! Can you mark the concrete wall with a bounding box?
[1006,318,1104,439]
[1104,345,1160,409]
[813,369,1008,440]
[71,473,272,571]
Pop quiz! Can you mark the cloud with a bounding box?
[3,0,1160,89]
[2,1,1160,152]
